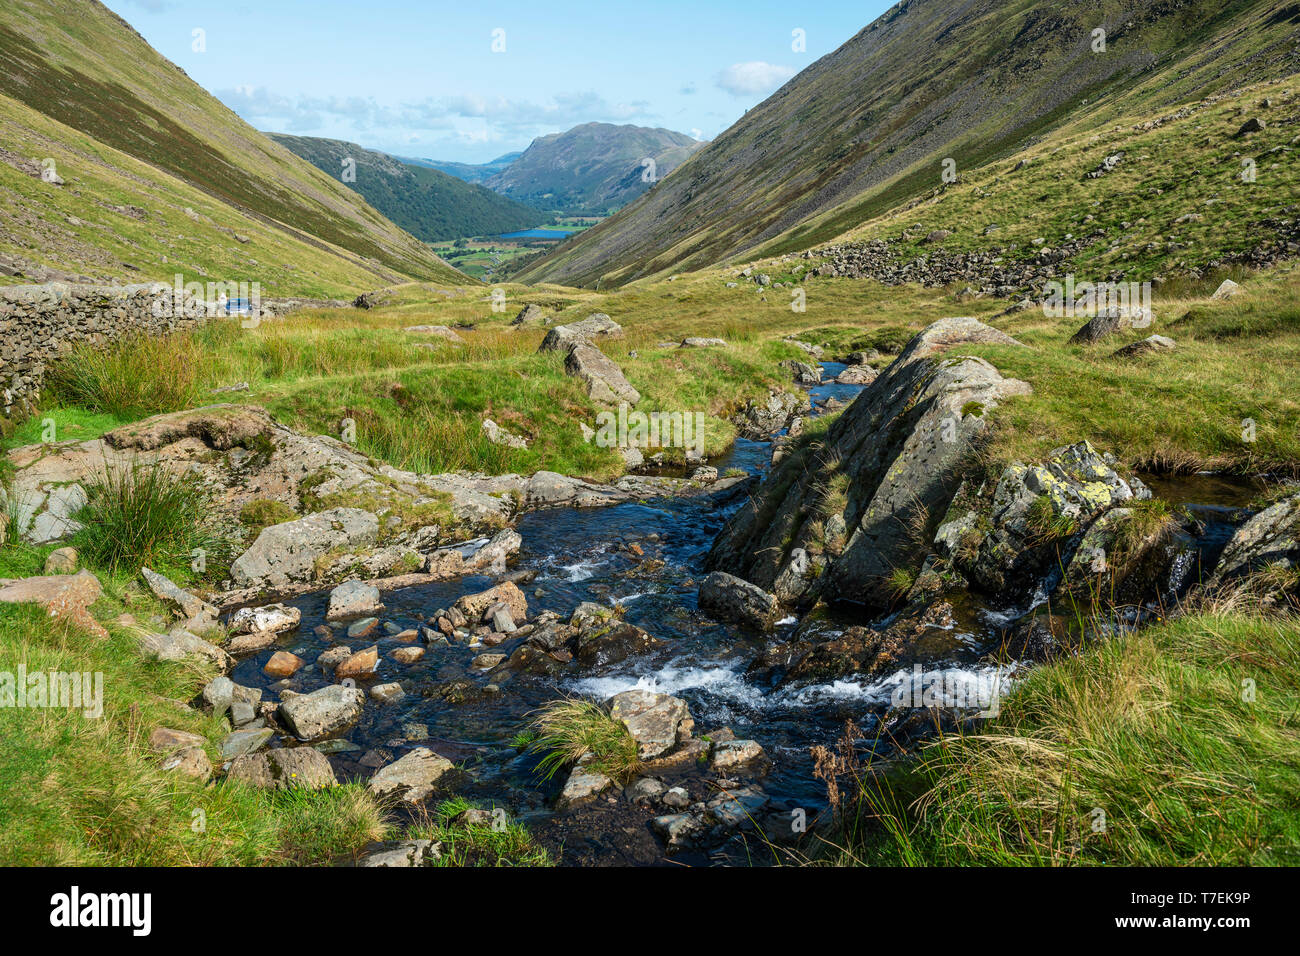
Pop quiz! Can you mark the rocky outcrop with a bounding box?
[733,389,809,440]
[709,318,1031,610]
[937,441,1151,604]
[538,313,623,352]
[564,342,641,405]
[1209,492,1300,587]
[231,509,380,590]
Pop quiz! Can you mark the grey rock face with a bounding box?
[607,689,692,759]
[278,685,365,741]
[710,318,1031,610]
[1209,492,1300,587]
[230,508,379,589]
[699,571,780,630]
[564,343,641,405]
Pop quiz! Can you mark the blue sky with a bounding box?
[103,0,889,163]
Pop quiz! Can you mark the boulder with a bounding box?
[403,324,464,344]
[325,580,383,622]
[230,603,300,635]
[230,508,379,589]
[782,360,822,385]
[138,628,232,669]
[219,727,274,759]
[538,313,623,352]
[1211,279,1242,299]
[148,728,207,752]
[837,365,878,385]
[1111,334,1176,358]
[141,567,215,621]
[159,746,212,783]
[564,343,641,405]
[263,651,304,678]
[699,571,780,630]
[1209,492,1300,587]
[227,747,338,790]
[335,645,379,680]
[1068,308,1130,344]
[710,739,766,771]
[43,548,79,575]
[510,303,546,326]
[481,419,529,449]
[556,755,613,809]
[607,690,692,760]
[278,684,365,741]
[359,840,442,867]
[367,747,454,803]
[454,581,528,626]
[709,318,1030,610]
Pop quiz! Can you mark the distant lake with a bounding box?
[499,228,575,240]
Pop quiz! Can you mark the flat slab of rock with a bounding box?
[230,602,301,635]
[227,747,338,789]
[325,580,383,621]
[359,839,442,867]
[556,756,613,809]
[607,689,692,760]
[0,570,106,639]
[279,685,365,741]
[1111,334,1176,358]
[159,746,212,782]
[230,508,379,590]
[538,313,623,352]
[367,747,454,803]
[680,337,726,348]
[141,567,214,621]
[710,739,766,771]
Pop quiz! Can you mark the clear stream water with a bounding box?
[225,365,1262,864]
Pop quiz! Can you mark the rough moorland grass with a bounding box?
[400,798,552,867]
[0,601,386,865]
[527,698,641,784]
[829,612,1300,866]
[74,459,221,579]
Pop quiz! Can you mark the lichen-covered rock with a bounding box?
[564,342,641,405]
[607,690,692,760]
[230,508,379,589]
[228,747,338,790]
[1209,492,1300,587]
[367,747,454,803]
[278,684,364,741]
[733,388,809,439]
[325,580,383,622]
[710,318,1030,610]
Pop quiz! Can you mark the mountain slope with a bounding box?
[0,0,464,287]
[523,0,1300,287]
[405,152,523,184]
[486,122,705,215]
[271,135,544,241]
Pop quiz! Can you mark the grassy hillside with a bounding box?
[0,0,465,288]
[522,0,1300,287]
[487,122,705,216]
[271,135,544,242]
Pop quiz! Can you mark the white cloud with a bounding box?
[714,61,797,97]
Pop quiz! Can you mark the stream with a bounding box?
[224,363,1264,865]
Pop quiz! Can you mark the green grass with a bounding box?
[72,458,224,581]
[0,600,387,865]
[399,798,552,867]
[527,698,641,784]
[824,611,1300,866]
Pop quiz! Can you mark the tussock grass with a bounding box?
[74,459,221,579]
[826,612,1300,866]
[527,698,641,784]
[399,798,552,867]
[46,333,209,418]
[0,601,385,865]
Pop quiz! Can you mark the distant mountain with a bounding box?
[486,123,706,215]
[271,135,544,242]
[403,152,523,185]
[0,0,464,290]
[522,0,1300,287]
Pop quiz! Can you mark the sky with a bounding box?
[102,0,890,163]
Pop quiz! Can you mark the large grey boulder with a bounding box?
[699,571,780,630]
[278,685,365,741]
[230,508,379,589]
[1209,492,1300,587]
[607,689,692,760]
[709,318,1030,610]
[325,580,383,621]
[227,747,338,790]
[564,343,641,405]
[367,747,454,803]
[538,313,623,352]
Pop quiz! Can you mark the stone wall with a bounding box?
[0,282,341,418]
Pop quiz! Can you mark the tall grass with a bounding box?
[74,459,219,578]
[823,612,1300,866]
[46,333,210,418]
[527,698,641,783]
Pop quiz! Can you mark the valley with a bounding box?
[0,0,1297,877]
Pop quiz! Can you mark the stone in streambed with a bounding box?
[278,684,364,741]
[325,580,383,621]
